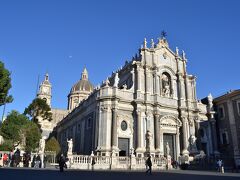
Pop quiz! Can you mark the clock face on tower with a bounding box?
[42,87,49,94]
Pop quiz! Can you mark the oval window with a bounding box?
[121,121,128,131]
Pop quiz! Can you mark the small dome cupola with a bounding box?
[68,67,94,111]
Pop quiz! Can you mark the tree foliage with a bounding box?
[45,137,61,154]
[24,98,52,124]
[24,121,41,152]
[0,61,13,106]
[0,140,13,151]
[0,110,41,152]
[0,110,28,146]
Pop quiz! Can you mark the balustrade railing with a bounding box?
[70,154,166,170]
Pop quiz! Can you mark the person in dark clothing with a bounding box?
[145,156,152,175]
[25,153,31,167]
[35,155,41,168]
[31,155,36,167]
[14,149,21,167]
[59,154,66,172]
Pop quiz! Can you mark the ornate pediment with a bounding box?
[159,115,182,127]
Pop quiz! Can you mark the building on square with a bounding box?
[37,36,218,160]
[213,90,240,166]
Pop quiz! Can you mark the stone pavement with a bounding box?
[0,167,239,180]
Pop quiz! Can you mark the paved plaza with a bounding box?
[0,168,239,180]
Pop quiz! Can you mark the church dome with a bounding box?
[71,79,94,92]
[70,68,94,93]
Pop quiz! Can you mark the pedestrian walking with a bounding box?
[217,159,224,173]
[14,148,21,167]
[34,155,41,168]
[58,154,66,172]
[145,155,152,175]
[3,153,9,167]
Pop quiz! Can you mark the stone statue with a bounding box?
[151,39,154,48]
[143,38,147,48]
[67,138,73,154]
[164,85,170,97]
[113,72,119,87]
[189,135,198,153]
[39,137,46,153]
[182,50,186,60]
[105,78,110,87]
[176,47,179,56]
[145,130,152,151]
[162,74,170,97]
[165,142,170,157]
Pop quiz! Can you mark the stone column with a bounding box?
[179,76,186,106]
[193,78,197,100]
[137,65,141,91]
[154,114,160,153]
[136,63,144,100]
[111,108,118,150]
[181,118,189,155]
[94,105,100,150]
[210,119,219,155]
[155,75,160,95]
[145,67,150,93]
[97,107,102,151]
[176,127,181,159]
[105,106,112,156]
[136,109,143,155]
[160,132,164,155]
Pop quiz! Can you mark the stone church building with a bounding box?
[37,37,218,160]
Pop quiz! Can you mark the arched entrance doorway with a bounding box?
[159,115,182,160]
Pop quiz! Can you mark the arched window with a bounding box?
[73,98,78,108]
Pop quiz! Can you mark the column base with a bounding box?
[136,147,145,157]
[96,147,112,156]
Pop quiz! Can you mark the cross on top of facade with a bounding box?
[161,31,167,39]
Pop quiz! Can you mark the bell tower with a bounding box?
[37,73,52,107]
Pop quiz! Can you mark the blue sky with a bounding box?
[0,0,239,117]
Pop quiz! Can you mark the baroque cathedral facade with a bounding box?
[37,37,218,160]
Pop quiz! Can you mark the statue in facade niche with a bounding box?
[67,138,73,154]
[162,74,170,97]
[165,142,170,157]
[145,130,152,151]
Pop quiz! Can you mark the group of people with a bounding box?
[1,149,48,168]
[2,149,21,167]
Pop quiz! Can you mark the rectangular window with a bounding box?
[221,131,229,145]
[218,107,224,119]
